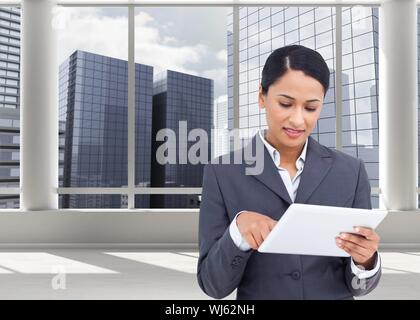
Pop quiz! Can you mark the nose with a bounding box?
[289,106,305,128]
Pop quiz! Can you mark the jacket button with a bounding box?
[234,256,243,262]
[291,271,301,280]
[231,256,243,269]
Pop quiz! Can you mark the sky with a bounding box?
[55,7,229,101]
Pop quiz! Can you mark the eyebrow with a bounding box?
[276,94,321,103]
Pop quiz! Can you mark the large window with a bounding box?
[134,7,226,208]
[2,1,418,210]
[228,6,383,207]
[55,6,227,209]
[340,7,379,207]
[57,7,129,208]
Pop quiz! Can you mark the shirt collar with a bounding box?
[258,129,308,169]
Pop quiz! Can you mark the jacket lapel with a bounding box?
[294,136,333,204]
[243,134,293,205]
[243,134,333,205]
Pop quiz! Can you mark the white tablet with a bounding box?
[257,203,388,257]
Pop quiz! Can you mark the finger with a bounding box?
[353,226,377,241]
[339,233,372,250]
[337,240,369,261]
[260,224,271,241]
[342,238,378,254]
[340,245,366,263]
[337,238,371,258]
[268,219,277,231]
[245,233,258,250]
[252,229,264,247]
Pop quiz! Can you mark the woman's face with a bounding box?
[258,69,324,150]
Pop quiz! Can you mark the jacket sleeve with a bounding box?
[343,159,382,297]
[197,164,254,299]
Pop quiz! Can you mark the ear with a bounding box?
[258,85,265,109]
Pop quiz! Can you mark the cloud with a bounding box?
[55,7,129,63]
[202,67,227,100]
[215,94,228,103]
[135,11,209,75]
[216,49,228,64]
[55,7,227,97]
[57,8,208,74]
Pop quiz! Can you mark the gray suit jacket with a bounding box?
[197,134,381,300]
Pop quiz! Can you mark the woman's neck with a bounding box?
[265,130,305,165]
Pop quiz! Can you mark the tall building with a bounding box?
[213,95,229,158]
[227,7,390,207]
[150,70,213,208]
[59,50,153,208]
[0,7,20,208]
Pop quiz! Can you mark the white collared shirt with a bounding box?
[229,129,381,279]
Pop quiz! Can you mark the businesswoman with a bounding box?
[197,45,381,299]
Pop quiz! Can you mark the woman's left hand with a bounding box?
[336,226,380,270]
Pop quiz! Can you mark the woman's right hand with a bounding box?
[236,211,277,250]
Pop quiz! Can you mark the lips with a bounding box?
[283,127,305,138]
[283,128,305,133]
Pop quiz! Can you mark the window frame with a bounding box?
[5,0,419,209]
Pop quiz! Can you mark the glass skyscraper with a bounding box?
[0,7,20,208]
[213,96,229,158]
[150,70,213,208]
[59,50,153,208]
[226,7,389,208]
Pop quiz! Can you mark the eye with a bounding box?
[279,103,292,108]
[305,107,317,112]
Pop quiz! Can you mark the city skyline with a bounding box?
[59,49,213,208]
[226,7,383,206]
[55,7,228,102]
[2,6,420,209]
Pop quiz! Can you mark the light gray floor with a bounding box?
[0,249,418,299]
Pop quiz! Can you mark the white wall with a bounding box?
[0,210,418,248]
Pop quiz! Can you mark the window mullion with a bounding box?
[335,5,342,151]
[128,5,135,209]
